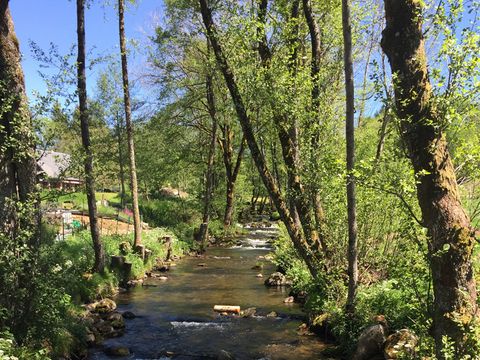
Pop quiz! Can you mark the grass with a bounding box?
[58,227,190,302]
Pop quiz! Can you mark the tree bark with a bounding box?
[199,71,218,251]
[198,0,319,278]
[302,0,331,260]
[219,123,245,227]
[76,0,105,273]
[302,0,322,110]
[0,1,41,340]
[118,0,142,246]
[381,1,478,356]
[374,108,390,164]
[341,0,359,314]
[0,1,38,233]
[116,111,126,208]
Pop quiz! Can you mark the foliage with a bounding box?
[0,332,49,360]
[139,197,201,242]
[0,201,85,358]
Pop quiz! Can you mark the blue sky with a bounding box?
[10,0,164,97]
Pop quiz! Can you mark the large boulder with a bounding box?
[95,298,117,314]
[264,272,291,286]
[352,321,388,360]
[384,329,418,359]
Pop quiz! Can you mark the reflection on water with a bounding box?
[89,226,326,360]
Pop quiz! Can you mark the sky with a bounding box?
[10,0,164,98]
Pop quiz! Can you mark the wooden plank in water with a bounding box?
[213,305,241,314]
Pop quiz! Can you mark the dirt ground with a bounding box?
[72,214,133,235]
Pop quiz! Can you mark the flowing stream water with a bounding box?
[89,224,327,359]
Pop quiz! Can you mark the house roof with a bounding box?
[37,151,72,179]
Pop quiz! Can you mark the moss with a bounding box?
[452,224,475,257]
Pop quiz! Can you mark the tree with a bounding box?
[199,70,218,250]
[76,0,105,273]
[95,67,128,207]
[341,0,359,314]
[219,123,245,227]
[0,0,41,340]
[381,0,478,356]
[198,0,321,278]
[0,0,38,231]
[118,0,142,247]
[255,0,328,268]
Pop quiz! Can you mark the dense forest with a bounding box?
[1,0,479,359]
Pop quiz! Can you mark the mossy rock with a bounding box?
[384,329,418,359]
[95,298,117,313]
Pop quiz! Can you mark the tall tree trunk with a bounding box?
[116,112,126,208]
[0,1,38,229]
[118,0,142,246]
[198,0,319,278]
[342,0,359,314]
[381,1,478,356]
[302,0,322,110]
[0,1,41,340]
[220,124,245,227]
[302,0,331,259]
[76,0,105,273]
[374,108,390,164]
[199,72,218,251]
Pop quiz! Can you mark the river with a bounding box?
[89,224,327,359]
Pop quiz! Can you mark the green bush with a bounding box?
[0,331,49,360]
[139,198,200,242]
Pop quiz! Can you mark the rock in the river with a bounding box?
[198,263,207,267]
[264,272,291,286]
[283,296,294,303]
[217,350,235,360]
[107,312,125,329]
[95,298,117,313]
[384,329,418,359]
[297,323,314,336]
[352,317,388,360]
[256,273,263,278]
[104,345,130,357]
[266,311,278,318]
[251,264,263,270]
[122,311,136,319]
[127,279,143,287]
[240,307,257,318]
[96,323,115,335]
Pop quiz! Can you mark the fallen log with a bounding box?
[213,305,241,314]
